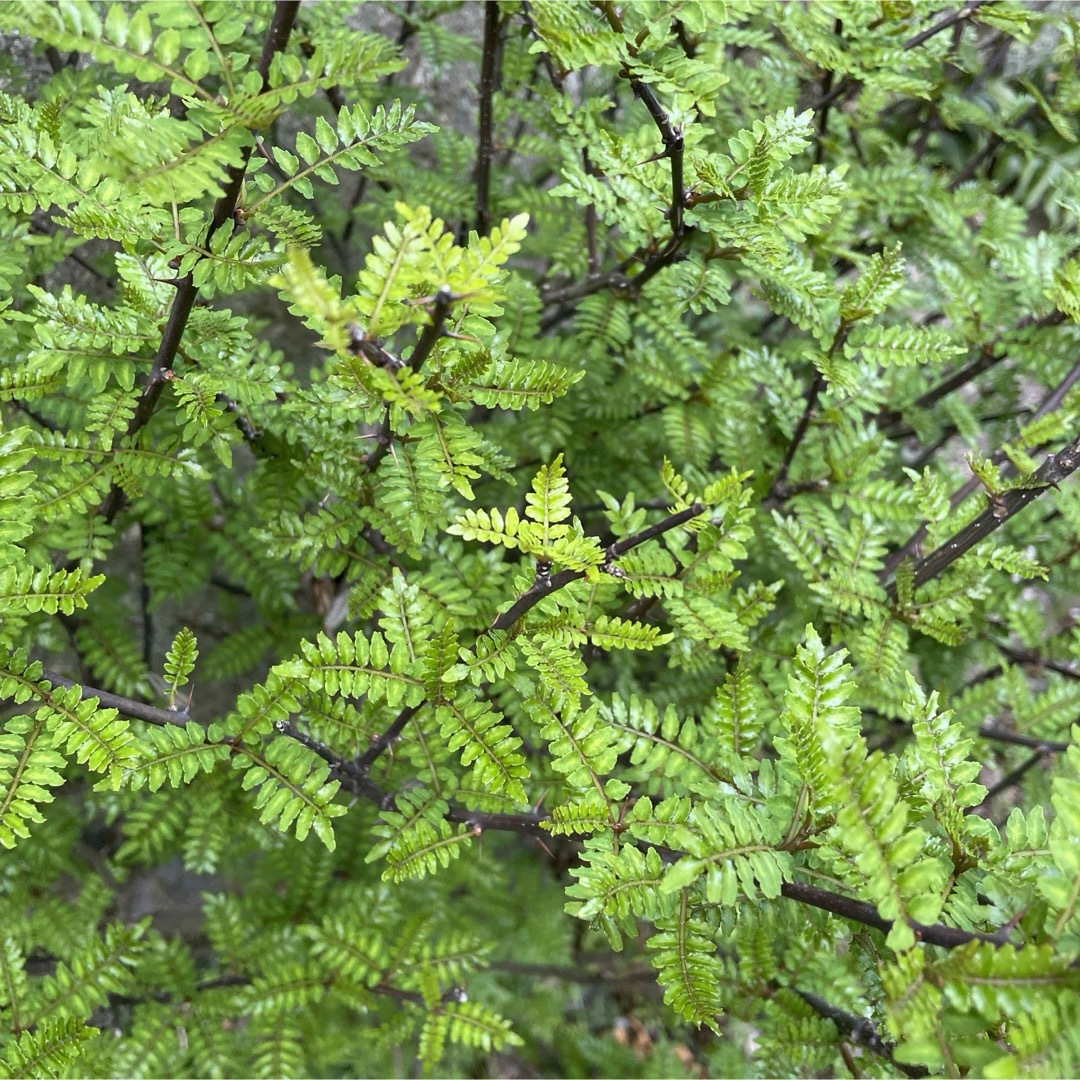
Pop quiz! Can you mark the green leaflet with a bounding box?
[775,625,862,803]
[368,788,473,882]
[275,630,425,708]
[648,901,725,1031]
[566,840,671,950]
[436,694,529,805]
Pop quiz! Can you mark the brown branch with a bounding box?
[978,727,1071,754]
[903,1,985,52]
[28,219,116,288]
[41,670,189,728]
[538,262,636,309]
[880,310,1066,434]
[489,502,705,631]
[271,717,548,834]
[340,3,416,251]
[771,370,826,498]
[362,289,453,475]
[989,640,1080,682]
[446,805,549,837]
[9,401,63,433]
[583,150,600,273]
[884,432,1080,600]
[491,961,657,984]
[272,719,394,809]
[474,2,504,235]
[780,881,1009,948]
[805,2,985,116]
[882,349,1080,579]
[976,753,1049,807]
[32,674,1024,950]
[596,2,685,241]
[948,131,1004,191]
[354,705,419,772]
[770,322,850,498]
[217,394,261,444]
[973,718,1071,811]
[93,1,301,528]
[790,985,930,1079]
[406,287,453,370]
[529,2,688,318]
[44,45,75,73]
[812,19,843,166]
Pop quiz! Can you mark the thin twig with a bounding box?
[41,671,189,728]
[491,961,656,984]
[9,401,63,433]
[362,289,453,475]
[770,322,850,498]
[139,525,153,670]
[583,149,600,273]
[19,674,1023,950]
[355,705,419,772]
[791,986,930,1079]
[812,19,843,166]
[406,288,453,370]
[217,394,261,444]
[975,753,1048,807]
[529,2,688,317]
[446,805,549,837]
[805,2,985,116]
[903,1,985,51]
[882,310,1066,432]
[882,348,1080,578]
[92,1,301,529]
[596,2,685,240]
[990,641,1080,682]
[978,727,1071,753]
[341,2,416,251]
[274,720,395,809]
[781,880,1010,948]
[489,502,705,631]
[771,370,826,498]
[884,431,1080,600]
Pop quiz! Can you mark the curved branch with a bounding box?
[354,705,419,772]
[791,985,930,1079]
[883,356,1080,581]
[770,322,850,498]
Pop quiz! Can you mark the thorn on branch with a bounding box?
[348,331,406,371]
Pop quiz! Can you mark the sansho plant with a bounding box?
[1,1,1079,1076]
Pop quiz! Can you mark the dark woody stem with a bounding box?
[489,503,705,631]
[884,432,1080,600]
[474,2,504,235]
[94,1,302,529]
[27,670,1015,951]
[882,353,1080,580]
